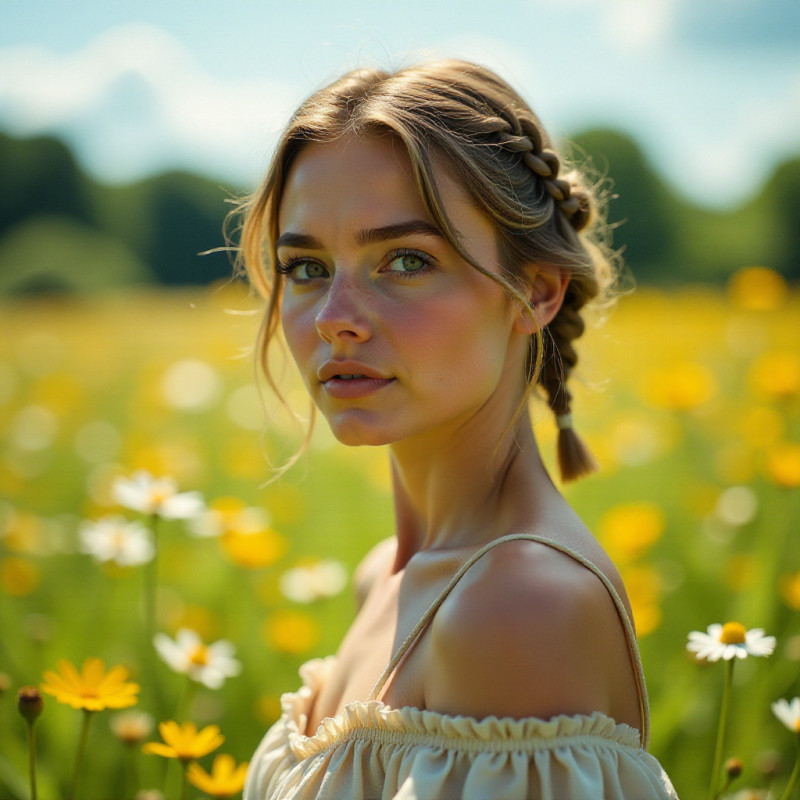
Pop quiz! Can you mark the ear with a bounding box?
[512,267,569,334]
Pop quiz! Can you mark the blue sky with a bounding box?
[2,0,799,208]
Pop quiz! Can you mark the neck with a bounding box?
[388,406,556,570]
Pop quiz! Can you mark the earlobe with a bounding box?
[513,268,569,334]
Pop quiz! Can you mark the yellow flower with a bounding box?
[780,571,800,610]
[143,721,224,763]
[0,557,40,596]
[187,753,249,798]
[264,610,320,655]
[598,503,666,564]
[642,362,716,410]
[727,266,788,311]
[749,351,800,400]
[41,658,139,711]
[764,443,800,488]
[220,528,287,569]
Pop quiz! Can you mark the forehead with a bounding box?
[279,136,421,230]
[277,135,476,238]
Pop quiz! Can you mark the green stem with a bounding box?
[144,514,161,645]
[25,721,37,800]
[177,677,198,722]
[707,659,735,800]
[69,710,94,800]
[180,762,190,800]
[776,737,800,800]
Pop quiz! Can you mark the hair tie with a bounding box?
[555,413,573,431]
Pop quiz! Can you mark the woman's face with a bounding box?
[276,135,529,448]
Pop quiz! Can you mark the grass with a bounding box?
[0,276,798,799]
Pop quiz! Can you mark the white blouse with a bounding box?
[245,534,679,799]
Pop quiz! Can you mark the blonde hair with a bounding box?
[236,59,619,481]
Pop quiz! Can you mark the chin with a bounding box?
[324,412,400,448]
[330,425,394,448]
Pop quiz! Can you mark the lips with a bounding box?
[318,361,391,383]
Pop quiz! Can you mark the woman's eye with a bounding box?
[385,252,430,274]
[278,259,329,281]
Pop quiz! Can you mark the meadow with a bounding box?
[1,268,799,799]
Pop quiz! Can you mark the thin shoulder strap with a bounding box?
[367,533,651,747]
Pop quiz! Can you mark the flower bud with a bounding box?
[17,686,44,723]
[724,757,743,779]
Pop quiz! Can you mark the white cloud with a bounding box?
[0,24,299,185]
[602,0,679,52]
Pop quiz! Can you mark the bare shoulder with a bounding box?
[353,536,396,608]
[426,539,623,721]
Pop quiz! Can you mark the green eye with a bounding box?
[387,252,429,273]
[293,261,329,280]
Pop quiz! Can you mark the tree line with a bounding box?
[0,130,797,294]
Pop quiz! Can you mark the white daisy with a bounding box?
[153,628,241,689]
[772,697,800,734]
[279,560,348,603]
[112,470,204,520]
[687,621,776,662]
[79,516,154,566]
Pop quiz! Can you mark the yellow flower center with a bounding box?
[151,489,169,509]
[720,622,747,644]
[190,645,209,667]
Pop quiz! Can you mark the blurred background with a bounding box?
[1,0,799,291]
[1,2,799,799]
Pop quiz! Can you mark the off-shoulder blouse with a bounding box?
[245,534,678,799]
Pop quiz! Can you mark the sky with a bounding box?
[1,0,799,209]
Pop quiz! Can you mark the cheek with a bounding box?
[280,302,316,366]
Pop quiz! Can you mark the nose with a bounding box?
[314,274,373,344]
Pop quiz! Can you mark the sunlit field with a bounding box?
[1,269,799,799]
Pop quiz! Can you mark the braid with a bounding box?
[492,114,593,233]
[538,286,599,481]
[487,110,600,480]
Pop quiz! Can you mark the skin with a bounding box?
[276,135,643,737]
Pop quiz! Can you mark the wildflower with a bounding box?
[154,629,241,689]
[112,470,204,519]
[41,658,139,711]
[771,698,800,800]
[764,443,800,488]
[780,572,800,610]
[724,758,743,779]
[749,351,800,400]
[17,686,44,722]
[18,687,43,800]
[772,698,800,734]
[79,516,154,566]
[0,557,41,596]
[187,497,270,538]
[642,362,716,410]
[143,721,224,763]
[597,503,665,564]
[280,559,348,603]
[187,753,249,798]
[111,710,154,745]
[727,265,787,311]
[220,527,287,569]
[161,359,221,411]
[264,610,320,655]
[686,622,776,662]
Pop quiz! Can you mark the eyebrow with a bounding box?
[275,220,445,250]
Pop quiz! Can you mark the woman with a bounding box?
[240,59,678,799]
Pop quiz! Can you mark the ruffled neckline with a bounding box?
[279,656,644,760]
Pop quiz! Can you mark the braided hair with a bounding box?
[238,59,619,481]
